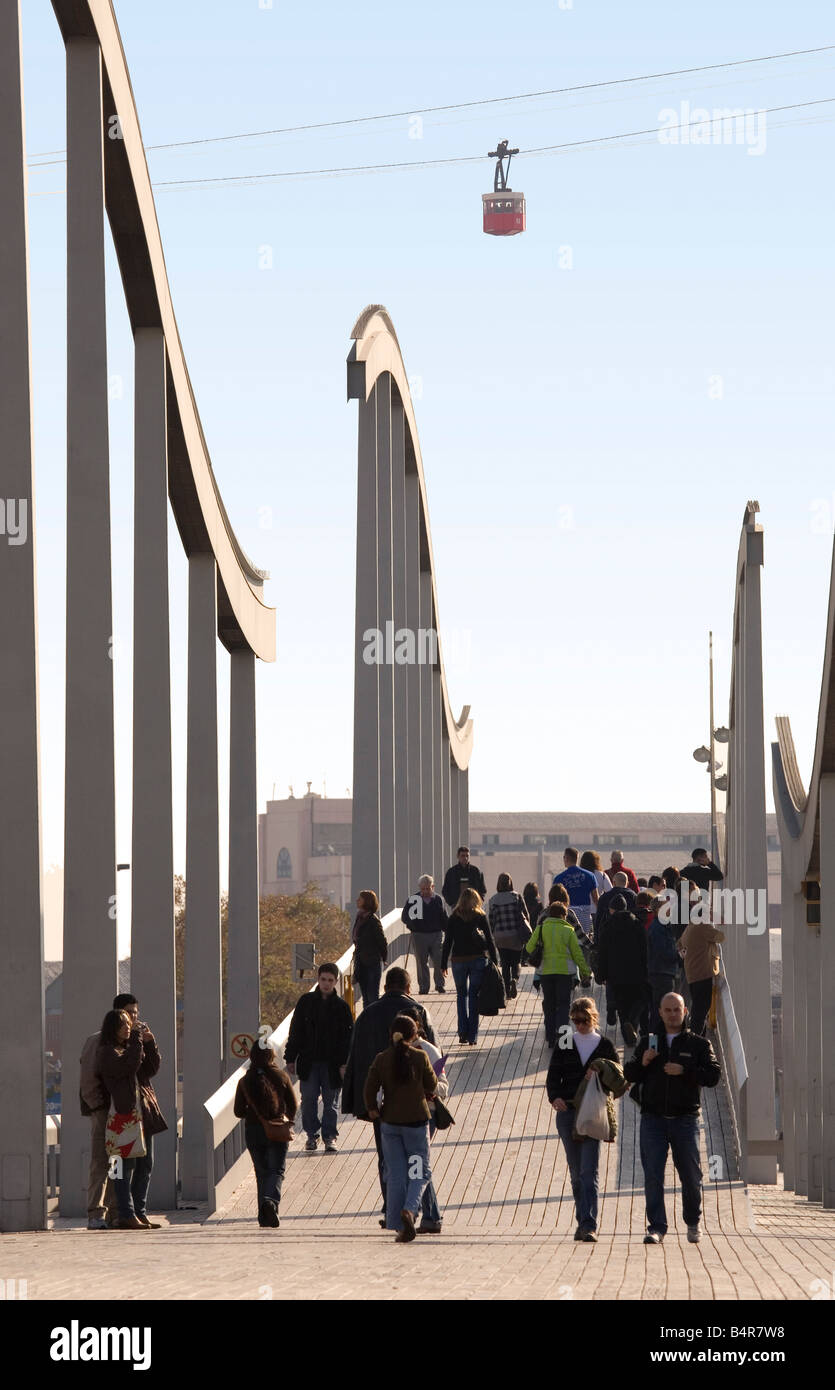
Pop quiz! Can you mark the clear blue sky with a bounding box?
[20,1,835,941]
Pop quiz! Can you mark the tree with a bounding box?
[174,878,350,1038]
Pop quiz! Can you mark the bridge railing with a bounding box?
[203,907,409,1216]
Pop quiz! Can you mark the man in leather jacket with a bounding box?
[624,992,720,1246]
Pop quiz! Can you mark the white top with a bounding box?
[574,1031,601,1065]
[418,1037,449,1101]
[592,870,612,899]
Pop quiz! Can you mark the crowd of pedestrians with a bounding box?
[78,843,724,1247]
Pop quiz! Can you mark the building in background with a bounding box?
[258,795,781,927]
[260,785,352,907]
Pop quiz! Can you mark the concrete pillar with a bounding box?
[130,327,177,1209]
[419,569,436,884]
[451,765,462,884]
[375,378,396,912]
[405,472,422,884]
[792,888,809,1195]
[60,36,118,1216]
[459,768,468,863]
[440,732,451,882]
[351,386,380,903]
[433,669,445,889]
[227,649,260,1068]
[391,393,409,904]
[779,868,796,1192]
[734,531,776,1183]
[181,554,222,1200]
[807,909,823,1201]
[820,777,835,1206]
[0,0,46,1232]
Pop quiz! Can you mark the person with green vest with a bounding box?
[525,902,587,1047]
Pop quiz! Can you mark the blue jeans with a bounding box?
[112,1135,154,1220]
[451,956,488,1042]
[300,1062,340,1142]
[639,1113,703,1233]
[245,1123,288,1216]
[380,1122,432,1229]
[355,958,382,1006]
[374,1118,441,1225]
[556,1108,600,1231]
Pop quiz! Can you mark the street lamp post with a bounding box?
[693,631,729,892]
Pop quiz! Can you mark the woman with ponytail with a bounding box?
[234,1040,298,1227]
[364,1014,438,1242]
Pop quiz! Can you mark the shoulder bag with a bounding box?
[432,1095,456,1130]
[105,1080,147,1160]
[244,1077,296,1144]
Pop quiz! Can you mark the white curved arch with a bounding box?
[52,0,275,660]
[348,305,473,770]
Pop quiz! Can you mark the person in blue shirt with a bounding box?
[553,847,599,937]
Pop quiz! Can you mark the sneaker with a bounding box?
[134,1215,161,1229]
[86,1218,109,1231]
[324,1140,338,1154]
[417,1220,442,1234]
[395,1209,416,1243]
[304,1137,319,1152]
[580,1229,598,1243]
[686,1225,701,1243]
[643,1231,664,1245]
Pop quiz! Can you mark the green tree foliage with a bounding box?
[174,878,350,1037]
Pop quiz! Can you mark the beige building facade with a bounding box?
[259,796,781,926]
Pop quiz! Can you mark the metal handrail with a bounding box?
[203,906,407,1214]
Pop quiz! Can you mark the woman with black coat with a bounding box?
[96,1009,167,1230]
[441,887,499,1045]
[352,889,388,1005]
[546,996,621,1242]
[233,1041,298,1227]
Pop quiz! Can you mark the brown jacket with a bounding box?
[363,1044,437,1125]
[234,1067,298,1126]
[97,1028,168,1135]
[679,920,725,983]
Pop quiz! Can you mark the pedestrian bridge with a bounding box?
[22,972,835,1301]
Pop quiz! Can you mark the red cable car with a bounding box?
[482,139,525,236]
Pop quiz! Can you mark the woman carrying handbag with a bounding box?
[97,1009,165,1230]
[545,996,622,1242]
[234,1040,298,1228]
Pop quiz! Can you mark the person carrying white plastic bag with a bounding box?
[574,1072,611,1141]
[546,996,627,1242]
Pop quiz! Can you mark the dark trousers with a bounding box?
[689,977,714,1036]
[498,947,522,994]
[540,974,574,1046]
[373,1116,441,1225]
[245,1123,288,1219]
[355,958,383,1006]
[649,973,676,1029]
[610,986,648,1046]
[639,1113,702,1233]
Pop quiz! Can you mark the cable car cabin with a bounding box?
[482,191,525,236]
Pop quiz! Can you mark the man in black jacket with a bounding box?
[341,966,438,1228]
[680,847,723,894]
[285,963,353,1154]
[624,992,721,1246]
[441,847,487,909]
